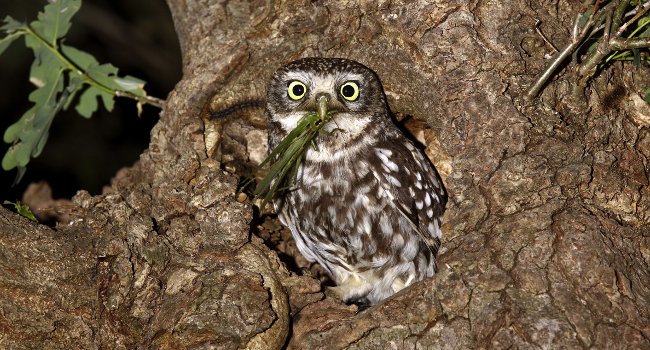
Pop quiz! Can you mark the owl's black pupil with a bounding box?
[342,85,355,97]
[292,84,304,96]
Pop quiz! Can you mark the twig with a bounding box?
[588,0,649,38]
[526,7,600,100]
[572,11,582,40]
[115,91,165,108]
[526,0,632,100]
[591,0,603,17]
[612,0,632,33]
[23,25,165,110]
[611,36,650,50]
[579,0,650,79]
[627,1,650,17]
[615,1,650,37]
[535,19,559,53]
[603,10,612,43]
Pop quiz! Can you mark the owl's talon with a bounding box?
[299,267,313,278]
[324,286,369,312]
[347,297,371,311]
[324,286,345,302]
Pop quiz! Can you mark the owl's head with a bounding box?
[266,58,389,142]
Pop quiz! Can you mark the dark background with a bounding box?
[0,0,181,201]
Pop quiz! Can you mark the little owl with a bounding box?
[265,57,447,305]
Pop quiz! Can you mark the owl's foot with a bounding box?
[324,286,371,311]
[346,296,371,311]
[324,285,346,302]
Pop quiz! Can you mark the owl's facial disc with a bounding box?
[269,66,383,138]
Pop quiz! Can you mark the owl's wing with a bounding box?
[368,138,447,254]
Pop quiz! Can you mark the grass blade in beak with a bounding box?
[243,104,334,209]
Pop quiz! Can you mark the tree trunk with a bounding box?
[2,0,649,349]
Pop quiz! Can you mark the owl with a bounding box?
[265,57,447,305]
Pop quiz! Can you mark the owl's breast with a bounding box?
[284,157,392,243]
[306,119,383,163]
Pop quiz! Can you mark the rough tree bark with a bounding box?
[1,0,649,349]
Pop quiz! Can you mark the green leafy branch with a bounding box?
[527,0,650,100]
[0,0,163,179]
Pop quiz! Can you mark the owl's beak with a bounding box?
[311,92,343,119]
[317,95,328,119]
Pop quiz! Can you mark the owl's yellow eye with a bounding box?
[287,81,307,100]
[340,81,359,101]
